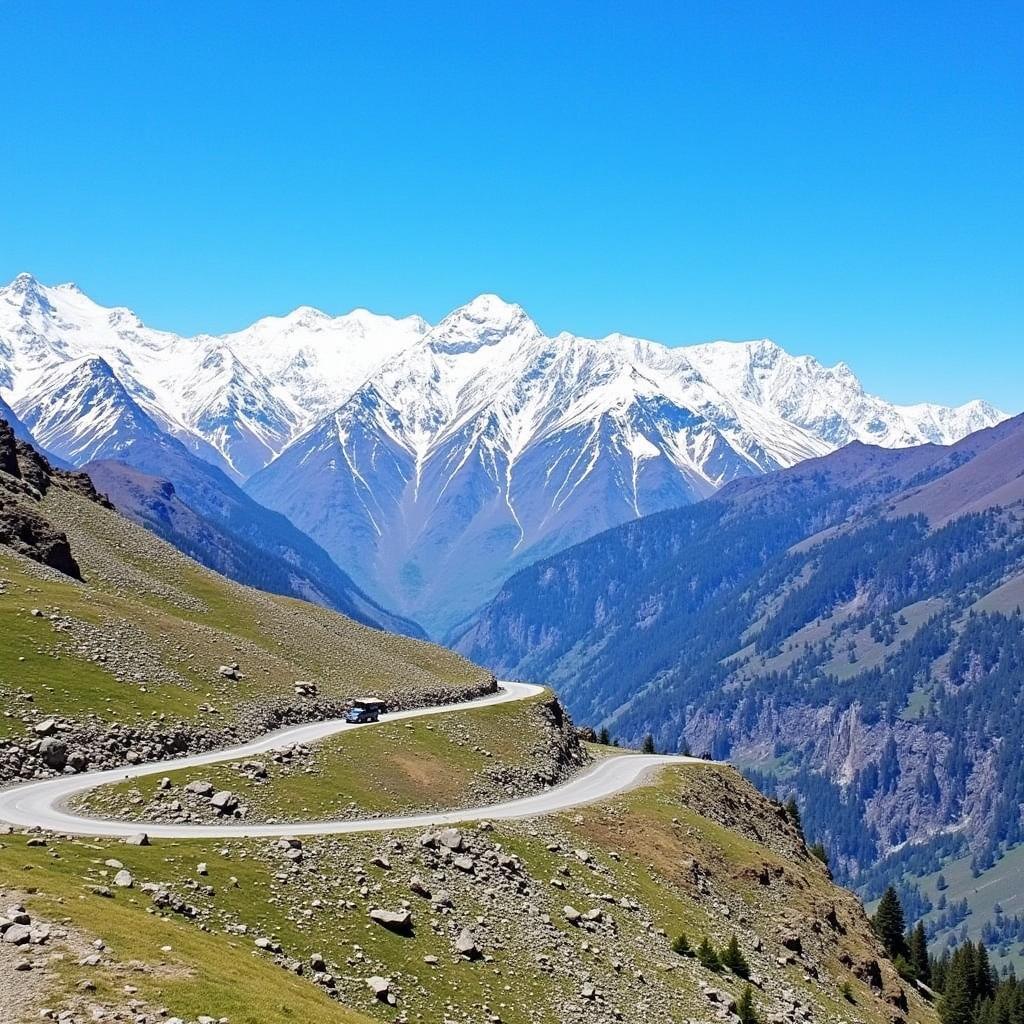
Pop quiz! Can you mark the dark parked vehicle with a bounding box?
[345,697,387,724]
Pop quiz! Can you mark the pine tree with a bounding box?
[909,921,930,984]
[809,841,829,866]
[736,985,759,1024]
[598,725,610,745]
[697,936,721,972]
[671,932,692,956]
[641,733,656,754]
[784,795,802,833]
[720,934,750,978]
[976,942,995,1001]
[872,887,908,959]
[940,948,976,1024]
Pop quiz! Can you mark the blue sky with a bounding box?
[2,1,1020,411]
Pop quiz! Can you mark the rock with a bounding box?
[369,908,412,934]
[563,905,581,924]
[366,975,392,1002]
[2,923,31,945]
[452,856,475,873]
[124,833,150,846]
[437,828,463,850]
[218,665,241,680]
[33,719,57,736]
[454,928,482,959]
[185,781,214,797]
[113,870,134,888]
[780,932,803,954]
[371,854,391,870]
[310,952,326,972]
[209,790,239,814]
[38,736,67,770]
[409,875,432,899]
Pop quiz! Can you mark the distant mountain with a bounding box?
[84,458,422,637]
[0,272,424,480]
[16,354,176,465]
[0,392,36,446]
[454,414,1024,883]
[248,295,1006,633]
[1,273,1007,633]
[81,438,424,638]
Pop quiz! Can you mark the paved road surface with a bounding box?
[0,681,701,839]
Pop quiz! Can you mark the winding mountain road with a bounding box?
[0,681,701,839]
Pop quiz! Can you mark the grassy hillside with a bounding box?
[76,689,585,824]
[0,432,492,773]
[1,761,934,1024]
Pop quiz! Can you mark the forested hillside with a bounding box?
[455,414,1024,958]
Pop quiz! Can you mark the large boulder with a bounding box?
[210,790,239,815]
[38,736,67,770]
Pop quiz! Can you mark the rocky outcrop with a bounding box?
[0,415,113,578]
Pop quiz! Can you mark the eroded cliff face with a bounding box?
[0,415,112,578]
[686,695,1003,873]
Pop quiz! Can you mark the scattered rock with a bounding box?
[369,908,413,934]
[454,927,482,960]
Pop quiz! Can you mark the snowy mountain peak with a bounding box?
[4,272,53,315]
[8,272,40,292]
[428,294,539,354]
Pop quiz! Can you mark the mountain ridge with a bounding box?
[452,413,1024,901]
[2,272,1008,633]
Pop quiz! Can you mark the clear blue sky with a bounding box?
[2,1,1020,411]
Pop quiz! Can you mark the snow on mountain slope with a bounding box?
[14,355,173,465]
[175,341,301,479]
[684,339,1005,450]
[0,274,422,478]
[247,294,1004,635]
[2,273,1008,635]
[215,305,428,423]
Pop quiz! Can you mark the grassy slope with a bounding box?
[0,488,489,740]
[79,690,560,822]
[914,844,1024,971]
[2,764,936,1024]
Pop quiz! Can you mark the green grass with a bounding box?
[0,835,372,1024]
[0,760,936,1024]
[81,691,559,822]
[972,572,1024,615]
[914,842,1024,971]
[0,488,491,744]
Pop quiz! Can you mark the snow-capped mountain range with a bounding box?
[0,273,1007,634]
